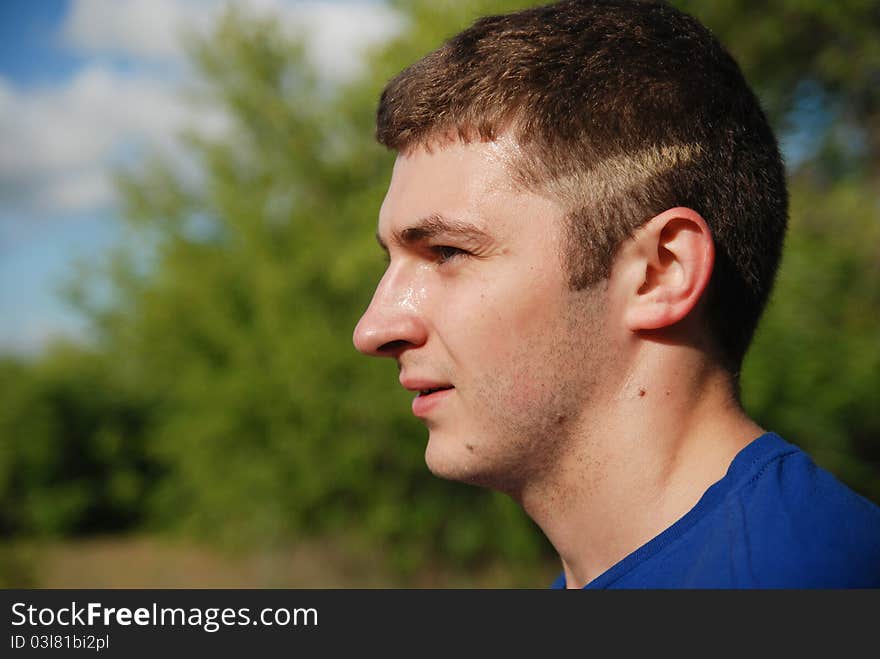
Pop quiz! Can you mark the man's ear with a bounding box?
[616,207,715,332]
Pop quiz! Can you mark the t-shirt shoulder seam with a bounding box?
[743,447,800,489]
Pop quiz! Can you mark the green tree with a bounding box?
[0,346,158,536]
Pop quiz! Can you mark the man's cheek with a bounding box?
[493,361,552,412]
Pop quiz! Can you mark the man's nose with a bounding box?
[352,272,428,358]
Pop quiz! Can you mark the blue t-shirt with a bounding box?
[551,432,880,588]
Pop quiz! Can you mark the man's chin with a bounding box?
[424,434,508,490]
[424,435,480,483]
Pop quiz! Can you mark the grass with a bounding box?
[1,534,559,588]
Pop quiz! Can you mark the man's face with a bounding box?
[353,137,611,495]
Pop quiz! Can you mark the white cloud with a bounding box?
[62,0,207,59]
[2,67,187,175]
[0,67,191,213]
[282,2,407,80]
[61,0,406,80]
[43,170,116,213]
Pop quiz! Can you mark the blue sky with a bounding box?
[0,1,82,85]
[0,0,403,355]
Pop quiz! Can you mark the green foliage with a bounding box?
[742,177,880,501]
[0,346,159,536]
[1,1,877,579]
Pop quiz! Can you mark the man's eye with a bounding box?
[432,245,467,264]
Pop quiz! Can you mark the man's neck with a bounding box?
[516,345,763,589]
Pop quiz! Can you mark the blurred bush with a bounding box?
[0,346,160,536]
[1,0,877,578]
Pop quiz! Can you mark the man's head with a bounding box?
[353,0,787,492]
[374,0,788,371]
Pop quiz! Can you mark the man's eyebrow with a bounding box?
[377,213,493,252]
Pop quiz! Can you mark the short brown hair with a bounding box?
[376,0,788,371]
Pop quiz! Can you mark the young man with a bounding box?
[352,0,880,588]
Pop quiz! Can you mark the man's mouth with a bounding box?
[418,386,454,396]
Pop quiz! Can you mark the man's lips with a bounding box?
[410,386,454,417]
[400,377,455,416]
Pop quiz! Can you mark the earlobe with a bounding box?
[622,207,715,332]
